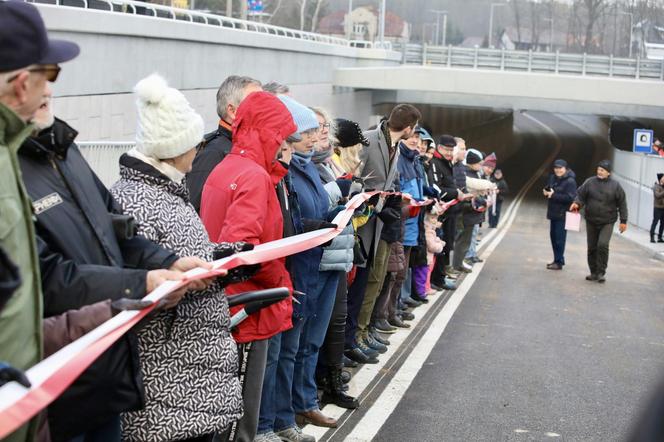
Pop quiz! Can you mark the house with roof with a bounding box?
[318,6,410,43]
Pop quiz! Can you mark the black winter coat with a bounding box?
[186,124,232,213]
[546,170,577,221]
[575,175,628,225]
[18,118,178,440]
[427,153,459,202]
[462,166,484,227]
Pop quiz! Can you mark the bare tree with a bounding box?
[583,0,609,53]
[310,0,326,32]
[299,0,308,30]
[511,0,523,44]
[266,0,283,24]
[529,1,541,49]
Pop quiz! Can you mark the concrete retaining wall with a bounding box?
[38,4,397,140]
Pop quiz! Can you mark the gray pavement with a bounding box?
[346,113,664,442]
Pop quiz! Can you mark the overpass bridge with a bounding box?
[334,44,664,120]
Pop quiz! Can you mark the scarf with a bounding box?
[126,149,185,184]
[397,142,419,182]
[312,148,332,165]
[291,150,314,167]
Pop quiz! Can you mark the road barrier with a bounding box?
[393,43,664,81]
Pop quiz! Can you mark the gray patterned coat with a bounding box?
[110,154,243,441]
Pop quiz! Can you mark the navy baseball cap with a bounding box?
[553,159,568,168]
[0,1,80,72]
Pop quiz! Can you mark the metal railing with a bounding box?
[393,43,664,81]
[31,0,353,47]
[78,141,134,188]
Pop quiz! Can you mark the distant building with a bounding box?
[498,27,566,52]
[636,21,664,59]
[318,6,410,43]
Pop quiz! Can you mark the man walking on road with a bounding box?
[543,159,577,270]
[570,160,628,283]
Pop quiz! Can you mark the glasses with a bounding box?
[319,123,330,130]
[7,66,61,84]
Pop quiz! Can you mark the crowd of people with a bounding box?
[0,3,509,442]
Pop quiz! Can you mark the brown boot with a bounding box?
[295,409,338,428]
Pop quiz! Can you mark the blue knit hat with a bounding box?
[277,95,319,138]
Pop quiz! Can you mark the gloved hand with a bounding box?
[212,242,254,260]
[217,264,261,288]
[619,223,627,233]
[111,298,154,315]
[0,361,30,388]
[367,193,381,207]
[335,179,352,198]
[302,219,338,233]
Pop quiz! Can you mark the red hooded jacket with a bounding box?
[201,92,296,343]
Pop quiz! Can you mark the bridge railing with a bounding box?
[29,0,353,47]
[612,150,664,231]
[78,141,134,188]
[394,43,664,81]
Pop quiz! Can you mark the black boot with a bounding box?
[321,365,359,409]
[659,235,664,243]
[651,233,656,243]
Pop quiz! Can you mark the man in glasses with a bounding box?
[0,2,79,441]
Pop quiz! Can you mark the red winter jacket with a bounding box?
[201,92,296,343]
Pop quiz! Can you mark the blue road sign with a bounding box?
[248,0,263,12]
[633,129,654,154]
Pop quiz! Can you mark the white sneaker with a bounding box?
[254,431,283,442]
[275,426,316,442]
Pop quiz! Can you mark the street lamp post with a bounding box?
[430,10,448,46]
[378,0,386,46]
[346,0,353,39]
[617,11,634,58]
[488,3,506,49]
[542,17,554,52]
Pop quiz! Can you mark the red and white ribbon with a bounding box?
[0,191,444,437]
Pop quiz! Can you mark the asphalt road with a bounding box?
[338,112,664,442]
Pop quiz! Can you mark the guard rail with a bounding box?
[393,43,664,81]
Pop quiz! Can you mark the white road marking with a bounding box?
[308,113,563,441]
[341,115,562,442]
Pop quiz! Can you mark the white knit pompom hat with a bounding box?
[133,73,204,159]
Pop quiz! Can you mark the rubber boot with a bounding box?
[321,365,359,409]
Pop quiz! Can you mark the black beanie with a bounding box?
[597,159,612,173]
[334,118,370,148]
[437,134,456,148]
[466,150,483,165]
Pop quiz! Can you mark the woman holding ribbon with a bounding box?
[110,74,255,442]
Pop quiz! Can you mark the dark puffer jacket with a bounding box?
[18,118,178,440]
[575,176,628,225]
[111,154,242,441]
[546,170,577,221]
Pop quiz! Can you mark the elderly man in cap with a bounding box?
[543,159,577,270]
[570,160,628,282]
[0,2,79,441]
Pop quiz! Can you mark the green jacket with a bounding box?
[0,103,43,442]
